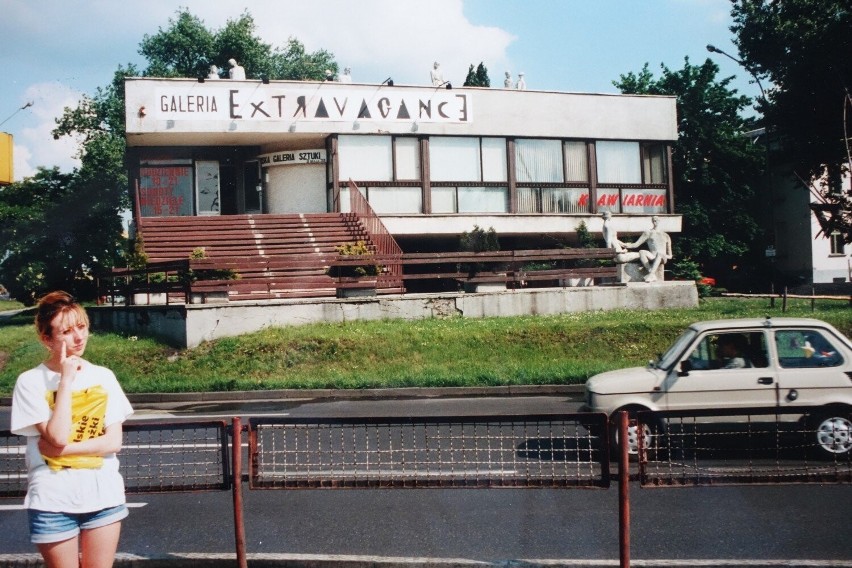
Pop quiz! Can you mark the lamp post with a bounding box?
[706,44,777,290]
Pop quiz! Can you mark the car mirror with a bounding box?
[679,360,692,376]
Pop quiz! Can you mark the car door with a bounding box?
[663,330,777,412]
[773,328,850,408]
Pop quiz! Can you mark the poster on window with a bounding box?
[139,164,193,217]
[196,161,220,215]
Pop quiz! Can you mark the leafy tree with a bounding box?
[730,0,852,243]
[138,9,336,81]
[615,59,765,289]
[139,10,215,78]
[0,167,125,304]
[463,62,490,87]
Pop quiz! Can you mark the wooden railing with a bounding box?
[98,247,618,304]
[347,180,404,290]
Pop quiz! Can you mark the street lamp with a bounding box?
[706,44,766,104]
[706,44,777,290]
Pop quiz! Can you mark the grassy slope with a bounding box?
[1,297,850,395]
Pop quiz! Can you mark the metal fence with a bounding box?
[0,420,231,498]
[249,413,610,489]
[2,409,851,568]
[638,407,852,487]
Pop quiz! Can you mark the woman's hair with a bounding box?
[34,291,89,339]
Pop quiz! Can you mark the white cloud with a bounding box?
[188,0,516,86]
[14,82,83,179]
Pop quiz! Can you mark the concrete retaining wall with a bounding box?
[89,282,698,348]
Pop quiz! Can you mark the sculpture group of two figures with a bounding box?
[601,211,672,283]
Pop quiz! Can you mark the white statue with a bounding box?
[207,65,220,80]
[516,72,526,90]
[504,71,513,89]
[228,58,246,80]
[602,211,641,264]
[623,215,673,282]
[339,67,352,83]
[430,61,444,86]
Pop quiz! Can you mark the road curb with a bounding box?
[1,385,584,408]
[2,553,850,568]
[124,384,584,404]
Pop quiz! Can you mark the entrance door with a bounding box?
[243,161,262,213]
[220,165,238,215]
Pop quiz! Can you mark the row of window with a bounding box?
[337,135,668,185]
[337,135,669,215]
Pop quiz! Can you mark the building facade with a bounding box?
[124,77,681,250]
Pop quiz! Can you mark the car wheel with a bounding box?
[810,410,852,460]
[610,409,658,461]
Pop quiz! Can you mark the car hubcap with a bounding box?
[624,420,651,455]
[816,416,852,454]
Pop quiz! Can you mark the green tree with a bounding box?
[614,59,765,289]
[730,0,852,243]
[138,9,336,81]
[0,167,125,304]
[463,62,490,87]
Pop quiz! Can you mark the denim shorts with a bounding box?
[28,504,128,544]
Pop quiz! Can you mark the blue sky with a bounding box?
[1,0,756,179]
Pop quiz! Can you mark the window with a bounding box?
[338,135,392,181]
[515,139,563,183]
[596,141,641,184]
[830,231,845,255]
[365,186,422,214]
[686,332,769,370]
[642,143,667,184]
[458,186,507,213]
[596,141,668,214]
[139,161,193,217]
[564,141,588,182]
[775,330,843,368]
[430,137,481,181]
[395,138,420,180]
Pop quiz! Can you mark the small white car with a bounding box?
[583,317,852,459]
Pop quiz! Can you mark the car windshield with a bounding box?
[656,328,698,370]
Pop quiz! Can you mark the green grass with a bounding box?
[1,297,850,395]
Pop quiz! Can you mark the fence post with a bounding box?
[232,417,248,568]
[619,411,630,568]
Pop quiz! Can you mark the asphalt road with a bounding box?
[1,393,851,567]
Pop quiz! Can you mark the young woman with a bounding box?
[11,291,133,568]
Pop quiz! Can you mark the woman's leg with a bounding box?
[37,536,80,568]
[79,521,122,568]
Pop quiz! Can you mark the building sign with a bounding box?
[153,85,472,125]
[258,149,327,167]
[139,162,193,217]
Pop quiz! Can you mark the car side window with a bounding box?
[775,329,843,368]
[686,332,769,370]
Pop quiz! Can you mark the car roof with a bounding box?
[687,317,839,333]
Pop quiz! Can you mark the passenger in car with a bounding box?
[715,334,750,369]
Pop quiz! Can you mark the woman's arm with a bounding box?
[38,422,124,458]
[37,343,79,447]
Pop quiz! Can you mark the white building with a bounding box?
[124,77,681,253]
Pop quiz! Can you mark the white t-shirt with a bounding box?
[11,361,134,513]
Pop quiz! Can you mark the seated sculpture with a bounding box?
[602,212,672,283]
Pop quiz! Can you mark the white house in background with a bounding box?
[810,170,851,284]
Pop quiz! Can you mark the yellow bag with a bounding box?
[44,386,108,470]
